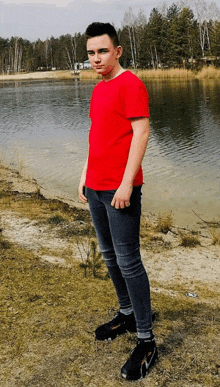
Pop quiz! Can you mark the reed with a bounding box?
[80,66,220,80]
[79,70,101,80]
[1,66,220,82]
[134,68,196,79]
[196,65,220,80]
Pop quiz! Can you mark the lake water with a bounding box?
[0,78,220,230]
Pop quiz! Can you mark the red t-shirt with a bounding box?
[85,70,149,190]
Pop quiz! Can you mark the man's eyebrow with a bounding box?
[87,48,109,53]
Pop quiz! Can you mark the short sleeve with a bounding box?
[123,76,149,119]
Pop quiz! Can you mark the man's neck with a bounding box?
[103,65,125,82]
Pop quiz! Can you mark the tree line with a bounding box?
[0,0,220,74]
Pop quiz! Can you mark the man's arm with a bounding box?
[79,157,88,203]
[111,117,150,209]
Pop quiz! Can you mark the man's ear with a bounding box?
[116,46,123,59]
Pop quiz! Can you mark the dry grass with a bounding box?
[155,212,173,234]
[0,182,220,386]
[79,70,102,80]
[196,65,220,80]
[211,228,220,245]
[1,66,220,82]
[134,68,196,80]
[179,231,201,247]
[0,233,219,386]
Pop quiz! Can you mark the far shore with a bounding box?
[1,66,220,82]
[0,70,78,82]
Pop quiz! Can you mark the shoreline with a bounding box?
[1,161,219,283]
[0,162,219,235]
[0,70,78,82]
[1,66,220,82]
[0,162,86,211]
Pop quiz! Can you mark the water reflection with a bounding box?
[146,80,220,169]
[0,78,219,228]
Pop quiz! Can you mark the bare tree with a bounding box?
[178,0,220,56]
[122,8,138,69]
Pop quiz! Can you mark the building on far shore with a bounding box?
[74,60,92,71]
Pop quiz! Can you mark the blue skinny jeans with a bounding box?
[85,186,152,338]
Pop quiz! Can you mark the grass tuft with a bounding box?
[155,212,173,234]
[179,232,201,247]
[48,214,66,224]
[210,228,220,245]
[0,234,11,249]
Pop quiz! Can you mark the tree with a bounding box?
[169,7,196,66]
[145,8,165,68]
[122,8,138,68]
[210,21,220,63]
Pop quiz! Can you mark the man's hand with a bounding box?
[79,158,88,203]
[79,183,87,203]
[111,183,133,209]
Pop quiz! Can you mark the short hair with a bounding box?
[85,22,120,48]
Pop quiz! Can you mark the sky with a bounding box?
[0,0,220,41]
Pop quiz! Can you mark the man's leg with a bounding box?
[101,186,158,380]
[103,186,153,340]
[86,187,157,380]
[86,187,132,310]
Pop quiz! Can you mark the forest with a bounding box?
[0,0,220,74]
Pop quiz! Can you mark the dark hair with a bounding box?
[85,22,119,47]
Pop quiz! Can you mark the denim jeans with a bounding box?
[85,186,152,338]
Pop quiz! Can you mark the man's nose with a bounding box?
[94,53,101,62]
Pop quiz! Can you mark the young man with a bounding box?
[79,22,158,381]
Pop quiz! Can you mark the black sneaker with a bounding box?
[121,338,158,381]
[95,311,157,341]
[95,311,136,341]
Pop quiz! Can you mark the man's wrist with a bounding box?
[121,179,133,188]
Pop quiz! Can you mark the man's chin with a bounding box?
[94,67,112,76]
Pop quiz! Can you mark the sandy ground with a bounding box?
[0,164,220,302]
[0,70,77,81]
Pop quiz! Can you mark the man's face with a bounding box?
[87,34,122,76]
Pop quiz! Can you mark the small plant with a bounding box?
[211,228,220,245]
[179,232,201,247]
[76,231,105,278]
[0,191,7,199]
[0,235,11,250]
[34,186,41,198]
[48,214,66,224]
[155,212,173,234]
[79,240,103,278]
